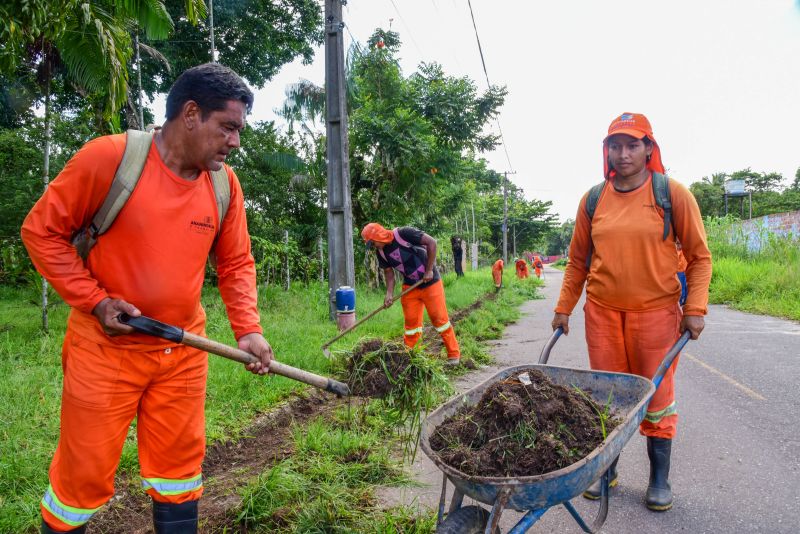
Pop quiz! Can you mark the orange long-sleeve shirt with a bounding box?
[21,134,262,348]
[555,175,712,317]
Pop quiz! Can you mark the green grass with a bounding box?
[0,268,535,532]
[705,217,800,320]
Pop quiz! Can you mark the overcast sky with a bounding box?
[164,0,800,221]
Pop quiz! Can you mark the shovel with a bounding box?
[118,313,350,397]
[321,279,424,358]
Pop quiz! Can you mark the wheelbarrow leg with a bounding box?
[485,490,510,534]
[437,473,448,526]
[563,471,610,533]
[508,508,548,534]
[449,488,465,514]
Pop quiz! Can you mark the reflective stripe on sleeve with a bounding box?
[41,484,102,527]
[644,401,677,423]
[435,321,452,333]
[141,474,203,496]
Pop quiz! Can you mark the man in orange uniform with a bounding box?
[515,258,529,279]
[491,258,504,291]
[362,223,461,365]
[552,113,712,511]
[21,64,274,534]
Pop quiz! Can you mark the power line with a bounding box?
[466,0,514,172]
[387,0,425,56]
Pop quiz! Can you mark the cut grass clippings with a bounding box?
[341,339,452,461]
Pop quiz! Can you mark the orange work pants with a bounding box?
[516,265,529,279]
[401,280,460,359]
[534,266,542,278]
[584,299,682,439]
[492,267,503,288]
[41,330,207,531]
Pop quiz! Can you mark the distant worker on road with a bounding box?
[551,112,712,512]
[362,223,461,366]
[532,254,544,278]
[515,258,529,279]
[492,258,504,291]
[450,235,465,277]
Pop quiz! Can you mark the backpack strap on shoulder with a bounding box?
[584,181,606,270]
[73,129,152,260]
[651,172,673,241]
[392,228,412,248]
[209,167,231,230]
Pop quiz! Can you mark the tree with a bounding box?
[138,0,323,98]
[689,172,726,217]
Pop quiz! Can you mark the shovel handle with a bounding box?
[321,279,425,351]
[119,314,350,397]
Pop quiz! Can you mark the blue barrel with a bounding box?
[335,286,356,313]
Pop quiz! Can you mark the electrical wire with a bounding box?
[466,0,514,172]
[386,0,425,56]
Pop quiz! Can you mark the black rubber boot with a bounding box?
[582,456,618,500]
[41,520,86,534]
[152,500,199,534]
[646,437,673,511]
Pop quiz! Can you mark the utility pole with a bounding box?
[502,171,516,264]
[209,0,216,62]
[135,32,144,129]
[325,0,355,319]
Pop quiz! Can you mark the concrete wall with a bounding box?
[735,210,800,251]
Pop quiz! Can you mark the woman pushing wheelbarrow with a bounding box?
[552,112,712,511]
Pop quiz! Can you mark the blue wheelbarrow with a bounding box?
[420,328,691,533]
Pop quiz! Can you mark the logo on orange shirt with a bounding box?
[190,216,215,234]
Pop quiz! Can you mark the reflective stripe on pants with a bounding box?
[400,280,460,358]
[583,299,682,439]
[41,329,208,531]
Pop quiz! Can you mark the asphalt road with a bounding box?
[378,266,800,533]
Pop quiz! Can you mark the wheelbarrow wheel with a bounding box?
[437,505,498,534]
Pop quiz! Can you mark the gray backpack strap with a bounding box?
[584,181,606,270]
[207,167,231,268]
[209,167,231,229]
[651,172,673,241]
[73,130,153,259]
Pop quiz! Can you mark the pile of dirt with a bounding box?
[346,339,413,398]
[429,370,619,477]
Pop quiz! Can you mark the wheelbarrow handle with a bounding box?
[538,326,564,364]
[118,313,350,397]
[652,330,691,390]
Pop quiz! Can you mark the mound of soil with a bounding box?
[429,370,619,478]
[346,339,413,398]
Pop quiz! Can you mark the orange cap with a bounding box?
[603,112,665,179]
[360,222,394,244]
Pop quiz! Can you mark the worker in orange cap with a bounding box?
[532,254,544,278]
[552,112,712,511]
[21,64,273,534]
[515,258,529,279]
[361,223,461,365]
[491,258,504,291]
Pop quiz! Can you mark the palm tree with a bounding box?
[1,0,206,330]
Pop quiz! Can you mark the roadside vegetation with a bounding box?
[705,217,800,321]
[0,268,538,532]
